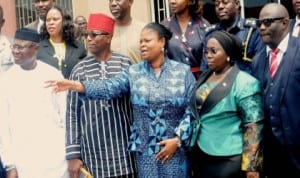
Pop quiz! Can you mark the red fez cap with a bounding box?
[87,13,115,35]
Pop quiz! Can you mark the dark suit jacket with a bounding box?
[289,19,296,34]
[251,36,300,169]
[37,39,87,78]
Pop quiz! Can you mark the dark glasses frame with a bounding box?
[85,31,109,38]
[256,17,285,27]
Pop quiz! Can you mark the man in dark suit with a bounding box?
[252,3,300,177]
[290,0,300,36]
[25,0,56,33]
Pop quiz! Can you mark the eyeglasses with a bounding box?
[85,32,109,38]
[11,44,34,51]
[256,17,285,27]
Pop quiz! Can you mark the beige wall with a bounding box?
[73,0,151,24]
[1,0,17,38]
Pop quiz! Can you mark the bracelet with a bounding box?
[175,136,182,148]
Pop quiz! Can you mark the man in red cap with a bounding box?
[65,13,136,178]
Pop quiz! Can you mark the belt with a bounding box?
[191,67,201,73]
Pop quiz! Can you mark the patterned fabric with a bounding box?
[195,81,217,108]
[82,59,196,178]
[66,53,135,178]
[161,15,209,69]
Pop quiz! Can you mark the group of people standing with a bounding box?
[0,0,300,178]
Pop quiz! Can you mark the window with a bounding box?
[15,0,73,28]
[150,0,169,22]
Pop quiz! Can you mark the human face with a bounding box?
[205,38,229,72]
[258,7,287,49]
[33,0,55,20]
[74,16,87,33]
[109,0,132,20]
[293,0,300,18]
[45,8,63,38]
[169,0,189,15]
[139,28,165,62]
[86,30,110,56]
[12,39,37,66]
[215,0,239,22]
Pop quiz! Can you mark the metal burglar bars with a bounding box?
[150,0,170,22]
[15,0,73,29]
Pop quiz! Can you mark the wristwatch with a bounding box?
[175,136,182,148]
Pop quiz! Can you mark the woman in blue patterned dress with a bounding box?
[47,22,196,178]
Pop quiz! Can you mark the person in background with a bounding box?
[46,22,196,178]
[74,15,87,49]
[109,0,146,63]
[189,30,264,178]
[65,13,136,178]
[26,0,56,33]
[161,0,209,79]
[290,0,300,37]
[252,3,300,177]
[0,28,68,178]
[201,0,264,74]
[37,5,87,78]
[0,5,13,75]
[0,5,14,176]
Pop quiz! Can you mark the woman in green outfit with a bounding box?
[188,30,264,178]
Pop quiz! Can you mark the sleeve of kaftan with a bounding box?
[65,68,83,160]
[0,87,16,169]
[174,69,196,145]
[236,75,264,171]
[82,68,130,100]
[50,72,66,128]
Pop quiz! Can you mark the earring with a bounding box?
[227,57,230,62]
[161,47,165,53]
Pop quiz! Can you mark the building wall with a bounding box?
[1,0,17,38]
[72,0,152,24]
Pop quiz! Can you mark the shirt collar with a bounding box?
[296,16,300,25]
[266,33,290,54]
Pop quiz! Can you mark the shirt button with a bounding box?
[270,105,273,109]
[269,94,273,98]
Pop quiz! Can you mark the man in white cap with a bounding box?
[0,28,68,178]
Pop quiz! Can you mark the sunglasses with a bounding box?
[85,32,109,38]
[256,17,285,27]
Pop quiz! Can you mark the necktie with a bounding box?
[269,48,280,78]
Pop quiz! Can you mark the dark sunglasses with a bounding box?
[85,32,109,38]
[256,17,285,27]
